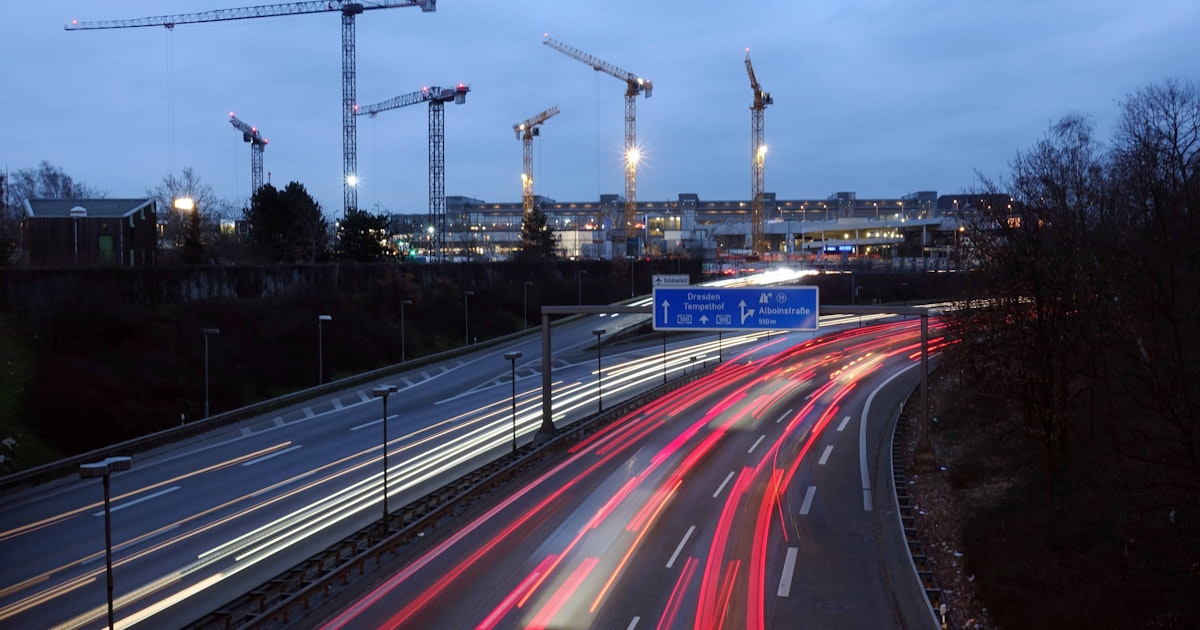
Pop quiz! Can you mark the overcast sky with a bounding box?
[4,1,1197,217]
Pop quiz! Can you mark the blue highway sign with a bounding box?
[653,286,819,331]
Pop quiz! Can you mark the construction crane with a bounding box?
[513,105,561,217]
[65,0,437,218]
[228,112,268,198]
[543,35,651,253]
[357,84,468,261]
[745,48,773,256]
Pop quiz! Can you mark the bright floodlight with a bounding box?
[173,197,195,212]
[626,148,641,165]
[346,174,359,187]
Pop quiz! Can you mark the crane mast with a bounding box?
[543,35,651,254]
[745,49,773,256]
[357,84,468,262]
[514,105,561,217]
[228,113,268,198]
[66,0,437,218]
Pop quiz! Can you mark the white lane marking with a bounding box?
[836,415,852,432]
[798,485,817,515]
[332,398,344,410]
[241,444,303,466]
[627,617,640,630]
[303,407,315,418]
[241,427,252,437]
[98,486,181,515]
[775,408,793,424]
[818,444,834,465]
[401,377,414,386]
[713,471,736,498]
[860,361,921,511]
[777,547,799,597]
[666,525,696,569]
[748,435,766,453]
[358,390,371,403]
[273,417,285,428]
[350,415,393,431]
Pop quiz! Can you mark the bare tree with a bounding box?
[949,113,1113,481]
[146,168,234,264]
[7,161,104,201]
[1099,79,1200,511]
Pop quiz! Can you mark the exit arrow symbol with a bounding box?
[739,300,755,325]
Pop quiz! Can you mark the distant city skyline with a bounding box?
[4,1,1198,217]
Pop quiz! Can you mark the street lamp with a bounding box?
[372,384,398,531]
[318,315,332,384]
[463,291,474,346]
[577,270,587,306]
[80,456,133,630]
[399,300,412,362]
[522,281,534,330]
[504,351,522,456]
[202,328,220,418]
[592,329,606,413]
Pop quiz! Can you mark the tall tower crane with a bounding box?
[745,49,773,256]
[514,105,561,216]
[228,112,268,198]
[357,84,468,261]
[543,35,652,253]
[65,0,437,218]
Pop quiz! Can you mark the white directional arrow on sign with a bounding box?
[739,300,755,325]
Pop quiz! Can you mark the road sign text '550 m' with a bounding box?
[653,286,819,331]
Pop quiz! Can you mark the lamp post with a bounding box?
[522,281,533,330]
[318,315,332,384]
[372,385,398,532]
[202,328,220,418]
[399,300,412,362]
[80,456,133,630]
[463,291,474,346]
[592,329,606,413]
[577,270,587,306]
[504,351,522,456]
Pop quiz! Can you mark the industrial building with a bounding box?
[438,191,980,266]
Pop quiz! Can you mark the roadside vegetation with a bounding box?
[935,78,1199,627]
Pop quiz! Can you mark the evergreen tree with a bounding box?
[516,206,558,261]
[243,182,330,263]
[336,208,392,262]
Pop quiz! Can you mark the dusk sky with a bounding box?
[4,1,1197,218]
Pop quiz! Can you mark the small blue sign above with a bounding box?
[653,286,819,331]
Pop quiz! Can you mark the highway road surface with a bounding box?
[0,276,905,629]
[317,318,944,629]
